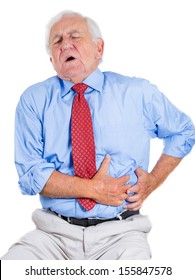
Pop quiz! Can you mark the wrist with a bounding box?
[85,178,102,202]
[150,171,160,185]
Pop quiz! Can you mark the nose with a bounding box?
[61,38,73,51]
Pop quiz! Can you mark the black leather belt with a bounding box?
[56,210,139,227]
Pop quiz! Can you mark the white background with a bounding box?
[0,0,195,278]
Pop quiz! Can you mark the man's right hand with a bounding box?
[91,155,130,206]
[41,155,130,207]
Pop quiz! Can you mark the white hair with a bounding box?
[45,10,103,55]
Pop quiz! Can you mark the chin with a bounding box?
[60,70,87,83]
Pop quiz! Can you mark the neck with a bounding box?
[58,67,98,84]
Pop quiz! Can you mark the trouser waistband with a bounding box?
[55,210,140,227]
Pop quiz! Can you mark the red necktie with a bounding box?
[71,83,96,210]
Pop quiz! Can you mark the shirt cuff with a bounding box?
[18,163,55,195]
[163,134,194,158]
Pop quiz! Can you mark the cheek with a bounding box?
[50,51,62,67]
[50,57,60,72]
[51,48,62,60]
[82,47,99,64]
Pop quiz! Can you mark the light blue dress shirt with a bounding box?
[15,68,195,218]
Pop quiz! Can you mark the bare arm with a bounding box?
[126,154,183,210]
[40,155,130,206]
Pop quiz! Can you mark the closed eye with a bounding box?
[71,35,81,39]
[54,38,62,44]
[69,30,82,40]
[52,35,63,45]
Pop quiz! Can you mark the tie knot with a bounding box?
[72,83,88,95]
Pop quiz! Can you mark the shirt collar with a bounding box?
[59,68,104,97]
[82,68,104,93]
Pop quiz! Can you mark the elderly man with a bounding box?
[1,10,195,260]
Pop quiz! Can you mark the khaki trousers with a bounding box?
[1,209,152,260]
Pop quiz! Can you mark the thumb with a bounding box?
[135,167,145,178]
[98,154,111,175]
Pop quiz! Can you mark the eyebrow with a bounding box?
[68,29,81,35]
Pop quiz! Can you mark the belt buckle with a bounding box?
[116,213,123,220]
[116,209,129,220]
[67,217,72,224]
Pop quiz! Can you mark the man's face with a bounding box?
[49,15,104,83]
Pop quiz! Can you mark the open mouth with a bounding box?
[65,56,75,62]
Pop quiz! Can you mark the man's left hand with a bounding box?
[125,167,158,211]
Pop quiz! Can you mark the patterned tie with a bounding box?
[71,83,96,210]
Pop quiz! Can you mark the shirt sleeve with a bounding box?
[15,89,55,195]
[142,80,195,158]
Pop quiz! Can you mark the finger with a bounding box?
[117,175,130,185]
[126,205,142,211]
[126,193,140,203]
[135,167,145,178]
[125,201,142,211]
[121,184,131,193]
[131,203,142,211]
[116,194,129,203]
[124,203,135,210]
[127,184,140,194]
[98,154,111,174]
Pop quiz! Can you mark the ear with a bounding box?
[49,56,56,70]
[50,56,56,70]
[96,39,104,60]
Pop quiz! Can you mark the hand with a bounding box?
[91,155,131,206]
[125,167,158,211]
